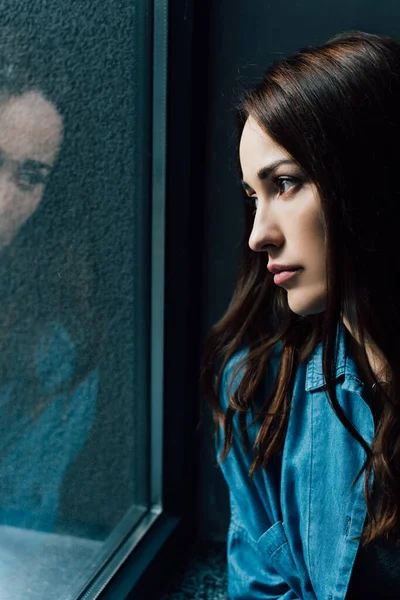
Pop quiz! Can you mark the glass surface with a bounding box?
[0,1,152,598]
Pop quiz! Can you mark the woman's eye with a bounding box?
[16,170,47,191]
[275,176,299,195]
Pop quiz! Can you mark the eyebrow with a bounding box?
[0,148,53,172]
[21,159,52,171]
[241,159,296,191]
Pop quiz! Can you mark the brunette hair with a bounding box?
[200,30,400,546]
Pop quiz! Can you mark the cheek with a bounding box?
[0,187,44,231]
[298,190,326,247]
[25,188,44,216]
[307,211,327,253]
[311,225,327,277]
[20,186,43,211]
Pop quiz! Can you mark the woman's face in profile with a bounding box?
[0,90,63,250]
[239,116,327,316]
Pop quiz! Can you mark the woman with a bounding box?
[201,31,400,599]
[0,25,103,580]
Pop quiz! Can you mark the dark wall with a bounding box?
[198,0,400,542]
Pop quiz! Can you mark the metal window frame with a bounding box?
[77,0,210,596]
[75,1,171,598]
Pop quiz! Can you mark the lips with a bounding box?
[272,268,302,285]
[267,264,302,274]
[267,264,303,286]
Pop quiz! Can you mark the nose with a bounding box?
[248,204,285,253]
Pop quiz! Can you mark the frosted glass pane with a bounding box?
[0,1,151,597]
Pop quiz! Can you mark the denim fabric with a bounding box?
[0,321,98,579]
[216,322,375,600]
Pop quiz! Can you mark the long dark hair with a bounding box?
[200,30,400,546]
[0,24,105,418]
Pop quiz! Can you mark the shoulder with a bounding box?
[33,321,78,389]
[33,320,97,393]
[219,342,282,414]
[7,317,97,391]
[219,347,249,408]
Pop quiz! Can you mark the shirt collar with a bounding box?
[305,321,362,392]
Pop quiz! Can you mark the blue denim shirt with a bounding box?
[0,321,98,579]
[216,323,375,599]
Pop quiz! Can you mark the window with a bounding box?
[0,1,172,598]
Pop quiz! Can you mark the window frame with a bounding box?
[75,0,211,597]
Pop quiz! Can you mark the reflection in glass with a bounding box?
[0,3,150,595]
[0,24,102,594]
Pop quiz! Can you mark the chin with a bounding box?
[287,292,327,317]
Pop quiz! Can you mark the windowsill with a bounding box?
[0,525,103,600]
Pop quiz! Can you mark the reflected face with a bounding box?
[0,91,63,250]
[239,116,327,316]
